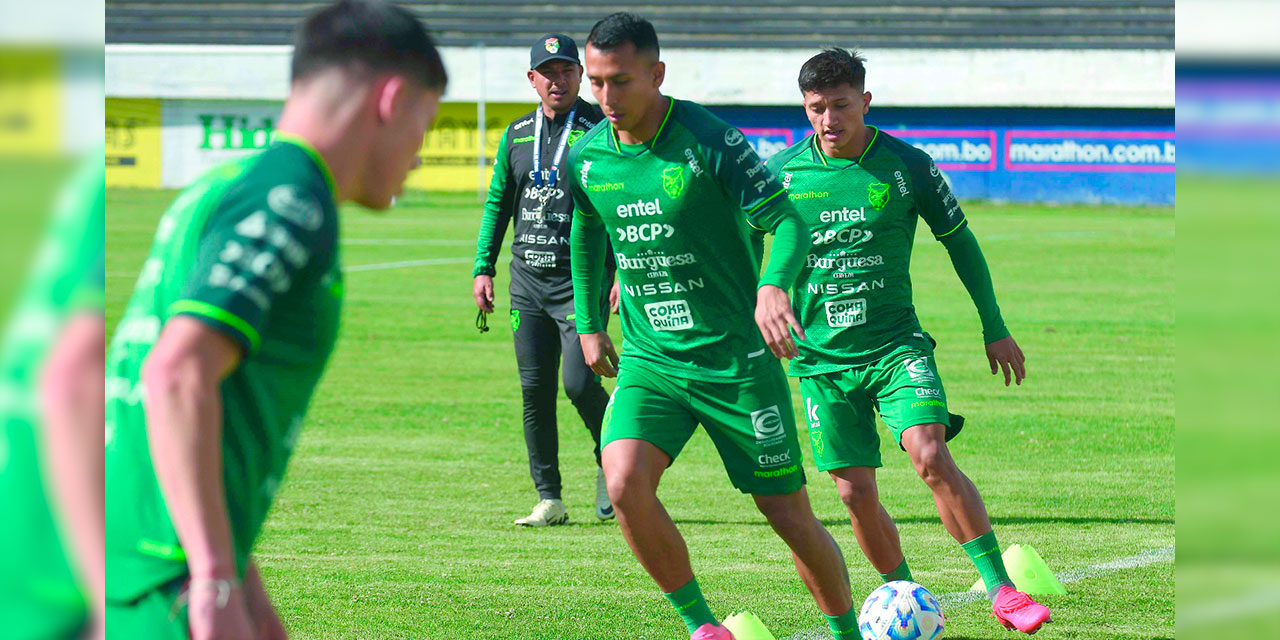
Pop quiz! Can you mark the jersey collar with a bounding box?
[812,125,879,168]
[274,132,339,199]
[609,96,674,156]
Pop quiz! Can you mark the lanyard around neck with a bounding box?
[533,104,577,189]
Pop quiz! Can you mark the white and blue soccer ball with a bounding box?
[857,580,945,640]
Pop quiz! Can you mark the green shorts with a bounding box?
[799,339,951,471]
[602,360,806,495]
[106,576,188,640]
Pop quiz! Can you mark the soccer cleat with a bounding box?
[514,499,568,527]
[992,586,1052,634]
[690,623,736,640]
[595,468,615,521]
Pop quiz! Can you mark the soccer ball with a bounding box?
[857,580,945,640]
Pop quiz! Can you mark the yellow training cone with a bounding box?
[970,544,1067,595]
[722,611,777,640]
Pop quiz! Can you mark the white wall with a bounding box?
[107,44,1173,108]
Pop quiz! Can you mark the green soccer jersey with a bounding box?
[104,136,342,602]
[0,153,104,639]
[768,129,982,376]
[568,98,807,381]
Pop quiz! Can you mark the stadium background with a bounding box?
[105,0,1173,205]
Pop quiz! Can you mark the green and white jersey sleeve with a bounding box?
[568,98,801,381]
[769,129,974,376]
[105,137,343,602]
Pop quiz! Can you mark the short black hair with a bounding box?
[798,48,866,93]
[292,0,448,91]
[587,12,660,58]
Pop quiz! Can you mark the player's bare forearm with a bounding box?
[141,317,243,579]
[472,274,495,313]
[985,334,1026,387]
[39,313,106,610]
[580,331,619,378]
[755,284,804,359]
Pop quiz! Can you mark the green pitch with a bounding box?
[107,189,1173,639]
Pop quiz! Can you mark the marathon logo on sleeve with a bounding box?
[824,298,867,328]
[643,299,692,331]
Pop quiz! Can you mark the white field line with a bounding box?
[109,255,480,279]
[342,257,472,273]
[779,545,1175,640]
[1178,586,1280,627]
[341,238,473,246]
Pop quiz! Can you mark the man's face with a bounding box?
[584,41,663,133]
[528,60,582,111]
[803,84,871,151]
[359,80,441,210]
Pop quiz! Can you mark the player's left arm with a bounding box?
[37,162,107,633]
[911,157,1025,386]
[706,126,807,357]
[151,180,333,607]
[39,313,105,624]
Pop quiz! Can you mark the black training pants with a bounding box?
[510,271,613,500]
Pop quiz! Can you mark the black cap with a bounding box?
[530,33,580,70]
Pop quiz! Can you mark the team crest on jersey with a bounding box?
[545,38,560,53]
[868,182,890,209]
[567,128,585,146]
[662,165,686,198]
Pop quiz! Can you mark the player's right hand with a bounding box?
[755,285,805,359]
[187,579,257,640]
[581,331,619,378]
[472,275,495,314]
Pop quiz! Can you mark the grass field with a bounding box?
[106,189,1174,640]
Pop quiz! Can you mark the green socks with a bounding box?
[879,558,913,583]
[825,608,861,637]
[962,531,1014,598]
[663,578,717,633]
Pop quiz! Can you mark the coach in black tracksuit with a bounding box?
[472,34,615,527]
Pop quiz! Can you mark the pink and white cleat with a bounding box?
[690,622,736,640]
[992,586,1052,634]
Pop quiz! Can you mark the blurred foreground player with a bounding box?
[104,2,447,638]
[0,154,105,639]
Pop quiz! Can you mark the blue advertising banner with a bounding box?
[716,107,1173,206]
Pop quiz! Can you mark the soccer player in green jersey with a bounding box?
[103,2,447,638]
[0,154,105,640]
[569,14,858,640]
[766,48,1051,634]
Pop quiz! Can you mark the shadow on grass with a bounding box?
[672,515,1174,527]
